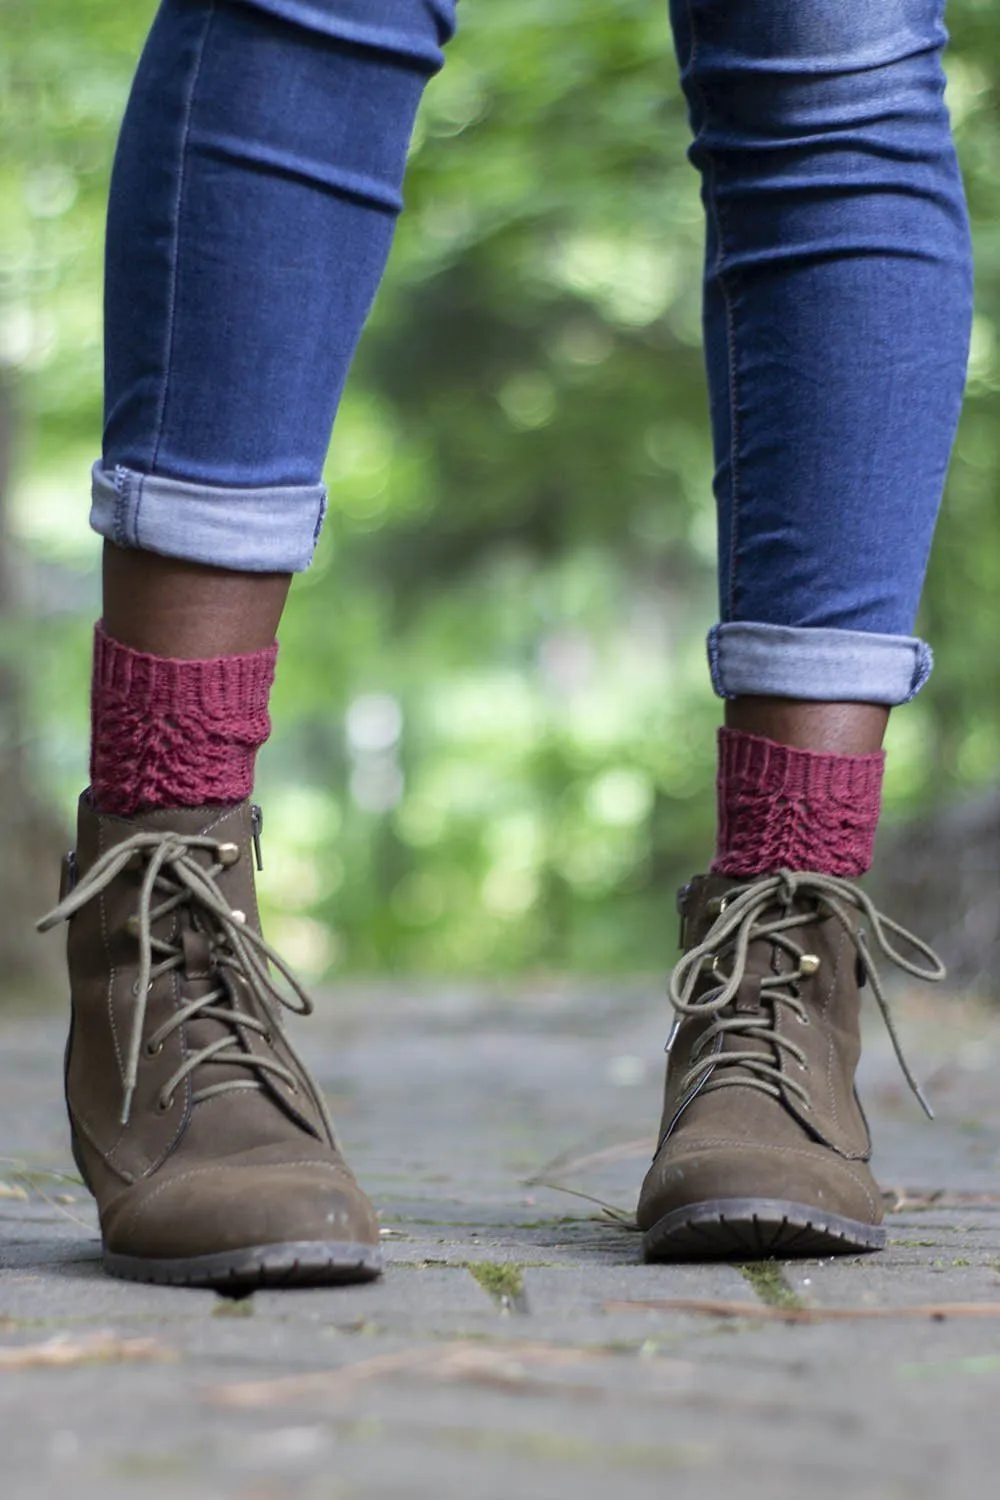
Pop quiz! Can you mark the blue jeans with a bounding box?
[92,0,972,706]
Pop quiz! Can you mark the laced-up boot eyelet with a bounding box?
[640,869,944,1264]
[41,797,384,1288]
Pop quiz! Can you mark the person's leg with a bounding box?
[639,0,969,1259]
[91,0,454,812]
[39,0,456,1289]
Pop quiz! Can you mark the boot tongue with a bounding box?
[181,928,213,979]
[135,807,266,1098]
[136,802,262,1080]
[685,875,796,1089]
[176,920,253,1089]
[714,950,778,1083]
[166,842,314,1137]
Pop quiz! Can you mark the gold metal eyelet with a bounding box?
[217,843,240,867]
[799,954,821,976]
[125,915,140,937]
[144,1039,162,1058]
[794,1012,810,1027]
[156,1095,174,1113]
[707,894,731,917]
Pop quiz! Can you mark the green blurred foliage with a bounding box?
[2,1,998,976]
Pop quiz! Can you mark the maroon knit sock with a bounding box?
[90,624,277,817]
[711,727,885,878]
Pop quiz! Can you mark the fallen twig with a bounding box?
[604,1297,1000,1324]
[884,1188,1000,1213]
[0,1332,173,1369]
[524,1138,655,1186]
[525,1181,639,1228]
[211,1339,611,1408]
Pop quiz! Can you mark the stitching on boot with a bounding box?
[659,1138,880,1217]
[84,816,130,1164]
[69,1107,135,1186]
[115,1159,357,1237]
[822,923,844,1132]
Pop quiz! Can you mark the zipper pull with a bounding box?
[675,881,692,950]
[59,850,78,902]
[250,804,264,872]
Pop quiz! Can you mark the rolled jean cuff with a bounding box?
[90,462,326,573]
[707,622,933,706]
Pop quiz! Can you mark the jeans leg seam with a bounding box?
[112,466,127,549]
[721,285,742,622]
[149,1,217,473]
[683,0,743,625]
[132,472,146,549]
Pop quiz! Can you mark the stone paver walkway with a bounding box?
[2,979,1000,1499]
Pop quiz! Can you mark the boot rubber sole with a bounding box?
[103,1239,383,1290]
[642,1197,885,1262]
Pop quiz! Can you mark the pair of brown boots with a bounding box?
[39,796,942,1288]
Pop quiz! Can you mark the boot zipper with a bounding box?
[675,881,692,950]
[250,803,264,871]
[59,850,78,901]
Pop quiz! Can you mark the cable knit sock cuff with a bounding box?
[711,726,885,879]
[90,624,277,817]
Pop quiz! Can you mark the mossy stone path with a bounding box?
[1,980,999,1498]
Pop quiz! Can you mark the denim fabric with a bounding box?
[708,623,933,706]
[97,0,455,570]
[91,461,326,573]
[92,0,972,704]
[670,1,972,699]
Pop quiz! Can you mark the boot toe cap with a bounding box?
[102,1152,380,1261]
[636,1137,883,1232]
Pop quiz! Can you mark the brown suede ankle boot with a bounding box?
[38,794,382,1289]
[637,870,944,1261]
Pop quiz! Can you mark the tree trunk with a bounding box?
[0,373,71,999]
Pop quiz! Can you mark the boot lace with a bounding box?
[668,870,945,1119]
[38,830,337,1138]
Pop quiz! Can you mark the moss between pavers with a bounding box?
[738,1261,805,1311]
[465,1261,525,1305]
